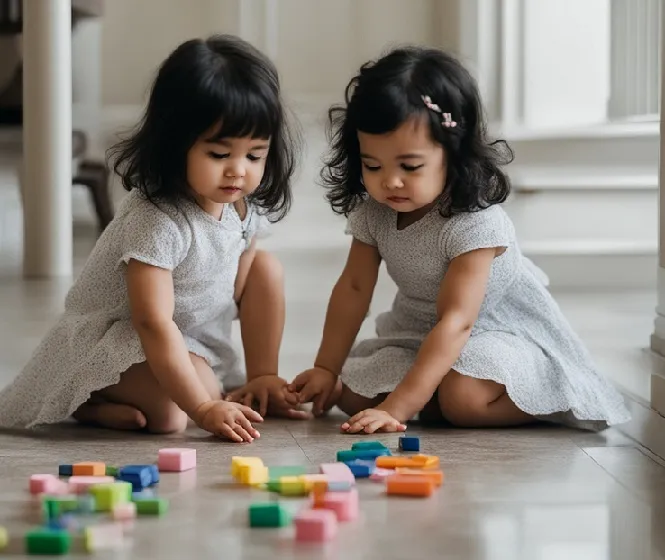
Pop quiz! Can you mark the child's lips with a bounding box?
[387,196,409,203]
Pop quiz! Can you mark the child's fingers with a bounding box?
[233,423,254,442]
[312,392,329,416]
[297,384,320,404]
[282,388,300,406]
[217,424,243,443]
[283,407,313,420]
[258,389,269,418]
[364,420,385,434]
[242,392,254,409]
[235,403,264,423]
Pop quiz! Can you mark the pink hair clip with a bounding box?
[421,95,457,128]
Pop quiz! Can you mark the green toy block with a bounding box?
[105,466,119,477]
[25,528,71,555]
[134,497,169,516]
[268,466,307,479]
[0,526,7,550]
[249,503,291,528]
[42,496,78,521]
[336,448,392,462]
[351,440,388,451]
[89,482,131,512]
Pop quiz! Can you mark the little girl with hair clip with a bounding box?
[290,45,631,433]
[0,34,308,442]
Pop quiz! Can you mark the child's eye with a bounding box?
[247,154,262,162]
[362,163,380,172]
[208,152,229,160]
[402,164,424,172]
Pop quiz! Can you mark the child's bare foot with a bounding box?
[73,402,147,431]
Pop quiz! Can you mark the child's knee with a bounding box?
[145,405,188,434]
[437,372,492,428]
[250,250,284,287]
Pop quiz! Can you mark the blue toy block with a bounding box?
[398,436,420,452]
[344,459,375,478]
[58,464,72,477]
[336,448,392,462]
[120,464,159,485]
[118,466,153,491]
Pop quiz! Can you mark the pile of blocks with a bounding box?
[241,435,443,543]
[0,447,196,556]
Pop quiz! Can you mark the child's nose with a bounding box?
[224,161,246,178]
[383,175,404,189]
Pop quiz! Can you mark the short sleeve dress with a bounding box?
[0,190,269,428]
[342,198,631,431]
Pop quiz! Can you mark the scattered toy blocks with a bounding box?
[72,462,106,476]
[313,488,359,522]
[351,440,388,451]
[336,448,391,462]
[386,473,435,497]
[89,482,132,512]
[249,503,291,528]
[67,475,115,494]
[25,528,71,555]
[399,436,420,452]
[134,497,169,516]
[295,509,338,542]
[344,459,375,478]
[158,448,196,472]
[319,463,355,485]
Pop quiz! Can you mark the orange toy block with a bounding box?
[375,454,439,469]
[395,468,444,486]
[386,474,435,497]
[72,462,106,476]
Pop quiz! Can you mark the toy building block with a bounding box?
[398,435,420,452]
[158,448,196,472]
[248,503,291,528]
[25,528,71,555]
[351,440,388,451]
[319,463,355,485]
[57,465,72,477]
[105,465,119,477]
[276,476,308,496]
[336,448,391,462]
[89,482,132,512]
[112,502,137,521]
[231,456,263,479]
[68,475,115,494]
[118,466,152,491]
[72,462,106,476]
[268,466,307,479]
[395,468,444,486]
[376,454,439,469]
[120,464,159,485]
[0,526,7,550]
[29,474,60,495]
[295,509,338,542]
[83,523,124,552]
[298,474,328,492]
[76,495,97,514]
[386,473,435,497]
[344,459,375,478]
[134,497,168,516]
[369,467,395,482]
[238,464,269,486]
[313,488,358,522]
[42,496,79,521]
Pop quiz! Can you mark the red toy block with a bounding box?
[157,448,196,472]
[295,509,338,542]
[29,475,60,495]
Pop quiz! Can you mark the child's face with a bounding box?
[187,129,270,214]
[358,117,446,213]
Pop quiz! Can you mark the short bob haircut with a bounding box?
[108,34,300,221]
[321,45,513,217]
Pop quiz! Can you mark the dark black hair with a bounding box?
[321,45,513,216]
[108,34,300,221]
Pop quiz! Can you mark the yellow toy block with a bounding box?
[277,476,307,496]
[231,457,264,480]
[238,465,268,485]
[298,474,328,492]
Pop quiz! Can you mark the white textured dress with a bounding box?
[0,190,268,428]
[340,198,631,431]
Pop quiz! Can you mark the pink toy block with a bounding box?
[295,509,338,542]
[313,488,358,522]
[68,476,115,494]
[112,502,137,521]
[157,448,196,472]
[318,463,355,485]
[29,474,60,495]
[369,467,394,482]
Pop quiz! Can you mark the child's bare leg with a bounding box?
[336,383,387,417]
[437,370,536,427]
[73,353,220,433]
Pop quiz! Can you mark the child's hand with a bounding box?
[341,407,407,434]
[288,367,338,416]
[225,376,311,420]
[193,400,263,442]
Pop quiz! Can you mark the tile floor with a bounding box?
[0,124,664,558]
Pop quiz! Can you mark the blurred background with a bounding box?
[0,0,663,436]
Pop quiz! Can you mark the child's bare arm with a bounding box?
[378,246,500,422]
